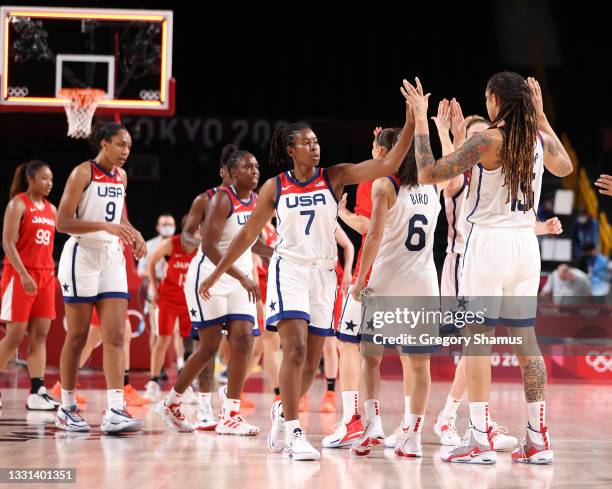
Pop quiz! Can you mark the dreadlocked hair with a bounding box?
[377,127,401,151]
[487,72,538,210]
[220,144,251,172]
[393,131,418,188]
[268,123,311,167]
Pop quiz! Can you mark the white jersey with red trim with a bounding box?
[464,135,544,229]
[202,185,257,275]
[444,174,468,255]
[274,168,338,264]
[369,176,441,284]
[72,161,125,244]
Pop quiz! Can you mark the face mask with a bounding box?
[160,224,175,237]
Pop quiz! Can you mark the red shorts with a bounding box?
[90,307,129,327]
[333,287,345,331]
[0,265,56,323]
[157,304,191,337]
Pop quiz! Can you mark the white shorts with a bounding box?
[460,226,540,327]
[337,266,440,343]
[441,253,463,297]
[58,237,128,303]
[337,291,363,343]
[265,254,337,337]
[185,253,258,335]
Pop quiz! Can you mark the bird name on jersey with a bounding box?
[31,216,55,226]
[409,193,429,205]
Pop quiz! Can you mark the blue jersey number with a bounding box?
[300,210,315,235]
[405,214,428,251]
[105,202,116,222]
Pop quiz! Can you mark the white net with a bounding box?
[58,88,105,139]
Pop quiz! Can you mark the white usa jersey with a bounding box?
[202,185,257,275]
[73,161,125,244]
[370,176,441,279]
[464,134,544,229]
[274,168,338,264]
[444,174,468,255]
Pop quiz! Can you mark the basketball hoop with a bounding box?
[58,88,105,139]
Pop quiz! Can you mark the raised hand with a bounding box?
[527,77,545,124]
[431,99,451,134]
[450,99,467,138]
[401,77,430,123]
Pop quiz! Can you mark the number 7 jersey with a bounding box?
[72,161,125,244]
[274,168,339,263]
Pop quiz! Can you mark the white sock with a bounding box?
[407,414,425,433]
[469,402,490,433]
[442,396,462,417]
[403,396,411,422]
[222,398,240,418]
[364,399,380,422]
[166,388,183,406]
[107,389,124,411]
[341,391,359,423]
[177,357,185,370]
[199,392,212,412]
[61,388,76,409]
[527,401,546,431]
[285,419,300,441]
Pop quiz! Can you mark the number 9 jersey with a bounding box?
[57,161,128,304]
[71,161,125,244]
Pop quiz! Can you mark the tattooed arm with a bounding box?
[540,130,573,178]
[413,130,496,184]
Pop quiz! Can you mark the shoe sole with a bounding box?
[101,421,142,433]
[26,404,57,411]
[195,424,217,431]
[215,425,259,436]
[447,452,497,464]
[54,420,90,432]
[395,449,422,457]
[512,450,554,464]
[282,451,320,461]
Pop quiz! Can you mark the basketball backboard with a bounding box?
[0,6,174,116]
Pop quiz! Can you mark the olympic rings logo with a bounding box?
[7,86,29,97]
[139,89,160,101]
[585,351,612,373]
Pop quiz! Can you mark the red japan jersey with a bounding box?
[158,235,197,309]
[3,193,55,270]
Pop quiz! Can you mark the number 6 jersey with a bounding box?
[368,176,441,295]
[274,168,339,264]
[72,161,125,244]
